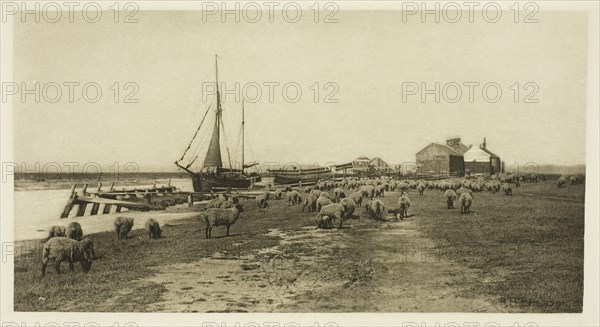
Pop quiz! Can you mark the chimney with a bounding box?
[481,137,487,150]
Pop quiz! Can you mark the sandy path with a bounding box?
[125,217,512,312]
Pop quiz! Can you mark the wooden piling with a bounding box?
[90,203,100,215]
[102,204,112,214]
[109,182,114,191]
[188,193,193,207]
[116,205,122,213]
[60,185,78,218]
[76,203,87,217]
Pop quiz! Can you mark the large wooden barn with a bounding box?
[463,138,502,175]
[415,137,468,177]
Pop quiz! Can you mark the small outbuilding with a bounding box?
[463,138,502,175]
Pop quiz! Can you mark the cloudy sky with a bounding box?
[13,9,588,171]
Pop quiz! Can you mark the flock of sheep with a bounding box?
[41,216,162,277]
[40,172,584,277]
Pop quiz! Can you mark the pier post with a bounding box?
[188,193,193,207]
[90,203,100,215]
[76,203,87,217]
[81,184,88,196]
[109,182,114,191]
[60,185,78,218]
[102,204,112,214]
[116,205,122,213]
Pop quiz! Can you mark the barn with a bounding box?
[415,137,467,177]
[369,157,391,172]
[463,138,502,175]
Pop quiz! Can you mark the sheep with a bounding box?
[262,190,272,200]
[255,194,270,209]
[114,216,134,240]
[340,197,356,218]
[319,191,331,200]
[316,197,333,212]
[360,185,375,199]
[310,189,322,198]
[373,185,384,198]
[417,183,425,195]
[456,187,473,198]
[302,194,318,212]
[145,218,162,239]
[458,193,473,214]
[333,188,346,203]
[501,183,513,196]
[46,225,66,240]
[286,191,302,206]
[444,189,457,209]
[274,189,283,200]
[202,203,244,239]
[206,195,227,208]
[41,237,96,277]
[66,222,83,241]
[557,176,567,188]
[365,199,385,220]
[315,214,333,229]
[316,203,346,229]
[397,192,411,219]
[349,191,363,207]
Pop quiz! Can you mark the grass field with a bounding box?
[13,180,585,312]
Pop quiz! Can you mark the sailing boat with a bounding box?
[175,55,259,193]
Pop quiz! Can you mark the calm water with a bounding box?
[14,178,194,241]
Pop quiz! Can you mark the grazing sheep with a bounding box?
[66,222,83,241]
[316,203,346,229]
[302,194,318,212]
[349,191,363,207]
[46,225,66,240]
[333,188,346,203]
[255,194,270,209]
[315,214,333,229]
[206,195,227,208]
[456,187,473,198]
[263,190,272,200]
[557,176,567,188]
[114,216,134,240]
[274,189,283,200]
[286,191,302,206]
[316,197,333,212]
[319,191,331,200]
[365,199,385,220]
[202,203,244,239]
[397,193,411,219]
[360,185,375,199]
[374,185,385,198]
[145,218,161,239]
[417,183,425,195]
[41,237,96,277]
[444,189,457,209]
[458,193,473,214]
[501,183,513,196]
[340,197,356,218]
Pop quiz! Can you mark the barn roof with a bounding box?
[464,146,500,162]
[369,157,389,167]
[416,143,463,156]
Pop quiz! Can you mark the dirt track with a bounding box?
[131,217,512,312]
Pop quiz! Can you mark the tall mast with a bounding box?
[241,98,245,172]
[215,54,221,139]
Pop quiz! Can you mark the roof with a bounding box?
[369,157,389,167]
[463,146,500,162]
[416,143,463,156]
[355,156,370,161]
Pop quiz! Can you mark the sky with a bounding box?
[12,9,588,172]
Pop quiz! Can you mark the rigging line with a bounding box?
[186,155,199,169]
[187,107,215,164]
[179,104,212,162]
[219,116,234,170]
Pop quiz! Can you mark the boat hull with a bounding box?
[191,174,253,193]
[270,170,332,185]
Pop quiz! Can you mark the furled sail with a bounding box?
[203,115,222,168]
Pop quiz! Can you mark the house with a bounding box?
[369,157,390,172]
[415,137,468,177]
[463,138,502,175]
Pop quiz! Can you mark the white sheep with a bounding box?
[114,216,134,240]
[458,193,473,214]
[255,194,269,209]
[340,197,357,218]
[41,237,96,277]
[444,189,457,209]
[201,203,244,239]
[46,225,66,241]
[349,191,363,207]
[302,194,318,212]
[333,188,346,203]
[501,183,513,196]
[286,191,302,206]
[417,183,425,195]
[316,203,346,229]
[66,222,83,241]
[316,197,333,212]
[365,199,385,220]
[397,193,411,219]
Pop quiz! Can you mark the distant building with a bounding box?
[369,157,391,172]
[463,138,502,175]
[415,137,468,177]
